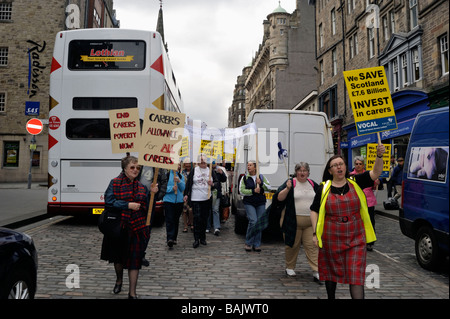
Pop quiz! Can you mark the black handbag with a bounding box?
[98,206,123,238]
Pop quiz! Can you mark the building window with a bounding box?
[319,86,338,120]
[349,37,354,59]
[368,28,375,58]
[0,47,8,66]
[392,59,399,91]
[440,34,449,76]
[401,53,408,87]
[382,15,389,42]
[412,48,421,82]
[319,23,323,48]
[0,92,5,112]
[320,60,324,85]
[347,0,355,14]
[93,8,101,27]
[0,3,12,21]
[409,0,418,30]
[331,9,336,35]
[349,33,358,58]
[277,18,286,25]
[332,49,337,76]
[390,10,396,34]
[3,141,20,168]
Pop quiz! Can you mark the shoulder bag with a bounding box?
[98,206,123,238]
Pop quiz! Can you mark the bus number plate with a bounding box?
[92,208,104,215]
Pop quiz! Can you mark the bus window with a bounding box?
[73,97,138,110]
[68,40,146,70]
[66,119,110,139]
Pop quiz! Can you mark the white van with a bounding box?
[231,110,334,235]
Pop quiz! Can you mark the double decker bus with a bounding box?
[47,29,183,222]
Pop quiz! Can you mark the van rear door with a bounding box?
[289,112,333,182]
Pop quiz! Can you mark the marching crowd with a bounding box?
[99,143,386,299]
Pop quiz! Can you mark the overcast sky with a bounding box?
[113,0,297,129]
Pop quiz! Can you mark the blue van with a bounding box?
[399,106,449,271]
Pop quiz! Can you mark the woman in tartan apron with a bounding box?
[310,143,385,299]
[101,154,157,299]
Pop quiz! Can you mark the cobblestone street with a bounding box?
[18,213,448,300]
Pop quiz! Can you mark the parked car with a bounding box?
[0,227,38,299]
[399,106,449,271]
[231,110,334,236]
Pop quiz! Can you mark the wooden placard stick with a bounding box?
[146,167,159,226]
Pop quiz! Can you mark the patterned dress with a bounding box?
[318,183,366,285]
[101,172,150,270]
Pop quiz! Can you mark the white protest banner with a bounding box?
[182,122,257,163]
[139,108,186,170]
[108,108,140,153]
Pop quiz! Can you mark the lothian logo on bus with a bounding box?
[89,49,125,57]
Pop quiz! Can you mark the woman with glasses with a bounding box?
[274,162,321,284]
[350,156,379,251]
[101,153,157,299]
[310,144,385,299]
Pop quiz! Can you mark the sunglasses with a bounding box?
[129,166,141,171]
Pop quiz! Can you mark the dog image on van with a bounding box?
[408,146,449,182]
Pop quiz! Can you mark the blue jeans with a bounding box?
[164,202,183,242]
[244,204,265,248]
[207,193,221,230]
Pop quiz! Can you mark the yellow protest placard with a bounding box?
[366,143,391,173]
[108,108,140,153]
[344,66,397,136]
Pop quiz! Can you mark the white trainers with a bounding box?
[285,269,296,277]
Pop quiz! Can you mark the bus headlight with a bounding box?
[51,160,58,167]
[51,188,58,195]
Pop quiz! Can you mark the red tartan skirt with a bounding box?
[101,227,150,270]
[318,184,367,285]
[124,227,150,270]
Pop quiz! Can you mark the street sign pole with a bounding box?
[27,135,36,189]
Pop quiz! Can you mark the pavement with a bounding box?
[0,182,48,227]
[0,182,399,227]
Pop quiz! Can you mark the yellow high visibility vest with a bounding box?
[315,179,376,248]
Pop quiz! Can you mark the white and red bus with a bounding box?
[48,29,183,223]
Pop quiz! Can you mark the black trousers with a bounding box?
[192,199,211,241]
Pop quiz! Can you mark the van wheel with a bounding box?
[415,226,439,271]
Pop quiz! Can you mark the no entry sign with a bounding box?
[26,118,43,135]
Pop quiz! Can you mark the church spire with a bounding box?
[156,0,168,52]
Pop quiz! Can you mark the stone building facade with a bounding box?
[228,65,250,128]
[313,0,448,162]
[228,1,317,128]
[0,0,118,183]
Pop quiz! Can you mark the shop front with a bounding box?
[342,90,429,169]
